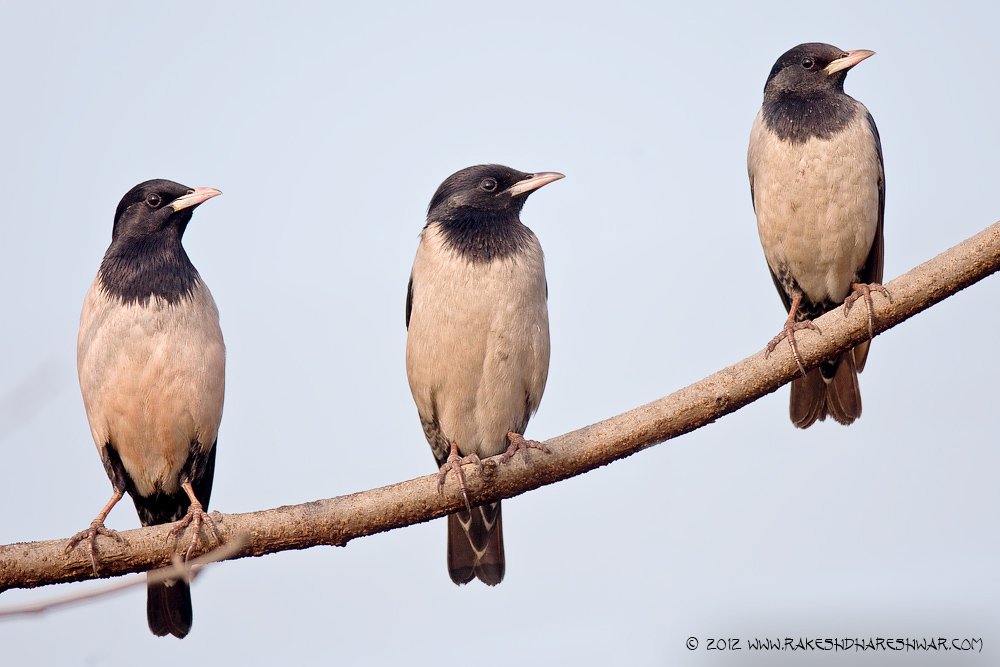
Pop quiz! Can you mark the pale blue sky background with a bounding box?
[1,2,997,665]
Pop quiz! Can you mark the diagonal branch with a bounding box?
[2,221,999,593]
[0,534,247,617]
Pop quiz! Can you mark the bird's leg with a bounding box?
[843,282,893,338]
[765,291,821,377]
[501,431,551,464]
[168,480,223,561]
[437,442,482,513]
[65,487,127,575]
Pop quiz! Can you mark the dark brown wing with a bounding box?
[854,111,885,372]
[859,110,885,286]
[768,266,793,313]
[405,275,413,329]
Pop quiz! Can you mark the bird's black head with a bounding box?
[100,179,222,305]
[427,165,564,222]
[426,164,564,263]
[764,43,874,99]
[112,179,221,243]
[760,43,874,143]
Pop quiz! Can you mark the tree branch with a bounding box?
[0,535,247,617]
[2,221,999,593]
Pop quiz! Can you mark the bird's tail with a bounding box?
[789,348,862,428]
[136,490,196,639]
[147,577,192,638]
[447,501,504,586]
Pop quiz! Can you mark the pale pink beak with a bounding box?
[170,187,222,212]
[505,172,565,197]
[824,49,875,75]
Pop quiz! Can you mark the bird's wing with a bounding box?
[768,266,793,313]
[859,110,885,286]
[854,111,885,372]
[421,412,451,468]
[192,440,217,509]
[405,275,413,329]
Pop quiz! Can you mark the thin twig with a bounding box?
[0,534,247,618]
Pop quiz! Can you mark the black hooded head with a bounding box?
[99,179,221,305]
[761,43,874,143]
[427,164,563,263]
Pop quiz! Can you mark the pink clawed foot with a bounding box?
[65,488,126,575]
[501,431,551,464]
[765,290,821,377]
[437,442,483,513]
[765,318,822,377]
[843,282,893,338]
[168,481,223,561]
[65,521,126,575]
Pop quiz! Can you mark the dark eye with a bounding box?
[479,178,498,192]
[145,193,162,207]
[801,57,815,70]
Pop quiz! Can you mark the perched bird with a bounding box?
[68,179,225,637]
[406,164,563,585]
[748,43,889,428]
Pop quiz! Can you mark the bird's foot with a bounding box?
[765,319,822,377]
[65,520,125,575]
[843,282,892,338]
[501,431,551,464]
[438,443,483,513]
[168,502,222,562]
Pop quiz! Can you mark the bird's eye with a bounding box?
[145,193,162,208]
[802,57,815,70]
[479,178,498,192]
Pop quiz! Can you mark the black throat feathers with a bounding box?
[435,210,534,263]
[98,228,200,306]
[762,91,859,144]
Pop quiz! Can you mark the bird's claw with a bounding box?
[65,521,125,575]
[501,432,550,464]
[765,319,822,377]
[843,282,892,338]
[168,503,222,562]
[438,447,483,513]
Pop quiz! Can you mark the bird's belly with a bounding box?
[407,253,549,459]
[78,284,225,497]
[752,120,880,304]
[758,196,876,303]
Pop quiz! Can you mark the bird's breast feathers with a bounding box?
[749,104,881,303]
[77,276,225,497]
[406,223,550,459]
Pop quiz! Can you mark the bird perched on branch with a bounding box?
[748,43,889,428]
[69,179,225,637]
[406,164,563,585]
